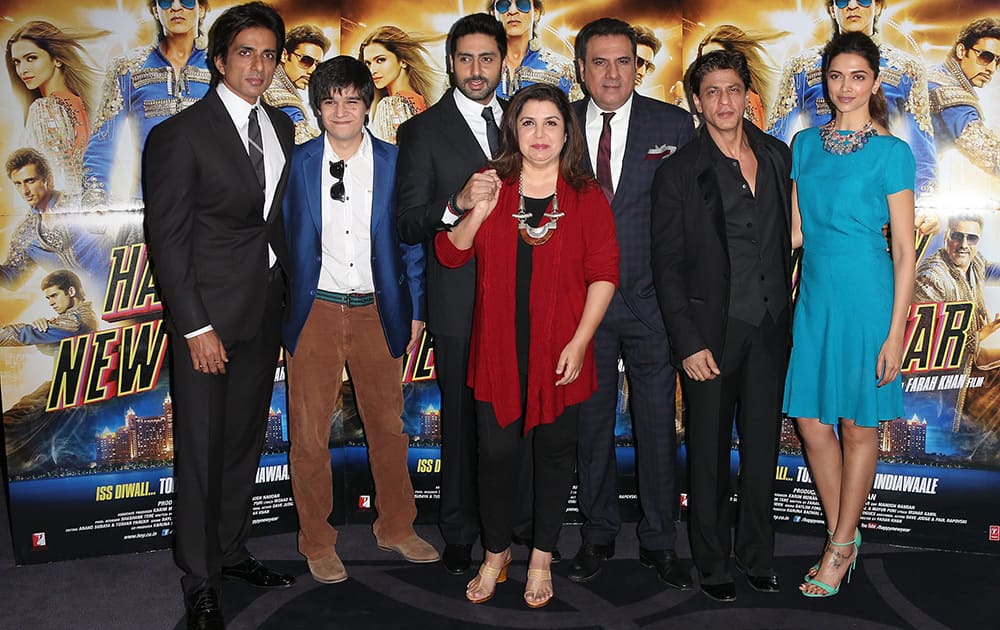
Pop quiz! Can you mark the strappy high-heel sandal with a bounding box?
[466,554,512,604]
[524,568,553,609]
[805,528,861,580]
[801,537,858,598]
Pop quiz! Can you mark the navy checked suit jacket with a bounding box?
[573,94,696,333]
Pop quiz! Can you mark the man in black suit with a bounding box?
[568,18,695,590]
[651,50,792,602]
[143,3,295,627]
[395,13,507,575]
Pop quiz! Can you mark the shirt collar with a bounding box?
[453,87,502,120]
[587,93,634,120]
[324,128,373,166]
[216,81,260,126]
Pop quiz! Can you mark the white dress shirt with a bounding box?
[318,131,375,293]
[585,94,633,195]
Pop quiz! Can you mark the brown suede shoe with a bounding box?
[307,551,348,583]
[378,535,441,563]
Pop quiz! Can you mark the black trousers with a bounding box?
[433,334,480,546]
[682,311,786,584]
[171,269,284,596]
[476,400,579,554]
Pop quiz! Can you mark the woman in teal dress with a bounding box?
[784,32,915,597]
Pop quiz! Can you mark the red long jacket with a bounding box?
[435,175,619,432]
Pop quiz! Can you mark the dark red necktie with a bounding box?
[597,111,615,203]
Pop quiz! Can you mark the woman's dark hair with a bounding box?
[490,83,590,191]
[208,1,285,88]
[822,31,888,129]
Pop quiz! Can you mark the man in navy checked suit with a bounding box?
[568,18,696,589]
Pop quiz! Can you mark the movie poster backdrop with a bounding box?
[2,0,998,564]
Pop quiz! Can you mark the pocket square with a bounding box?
[645,144,676,160]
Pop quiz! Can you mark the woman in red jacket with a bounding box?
[436,83,618,608]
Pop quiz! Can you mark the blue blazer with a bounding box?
[282,131,426,357]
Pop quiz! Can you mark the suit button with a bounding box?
[316,256,321,262]
[309,289,316,296]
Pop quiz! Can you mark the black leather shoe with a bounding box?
[442,543,472,575]
[511,534,561,563]
[700,581,737,602]
[638,547,694,590]
[746,574,781,592]
[186,587,224,630]
[222,555,295,588]
[734,556,780,592]
[567,541,615,583]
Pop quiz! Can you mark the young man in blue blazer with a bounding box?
[282,55,437,584]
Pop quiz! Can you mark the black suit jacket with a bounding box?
[396,89,501,337]
[573,94,695,333]
[650,121,793,368]
[143,90,294,342]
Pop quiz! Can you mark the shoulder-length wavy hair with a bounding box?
[5,21,108,120]
[358,26,445,107]
[490,83,591,191]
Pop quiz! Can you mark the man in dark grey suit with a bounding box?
[144,3,295,628]
[395,13,507,575]
[651,50,792,602]
[568,17,695,589]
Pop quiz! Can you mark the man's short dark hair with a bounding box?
[5,147,51,184]
[574,18,637,63]
[685,49,752,97]
[208,1,285,87]
[41,269,84,299]
[633,25,662,55]
[284,24,331,56]
[954,18,1000,58]
[446,13,507,67]
[308,56,375,127]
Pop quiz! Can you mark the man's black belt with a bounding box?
[316,289,375,307]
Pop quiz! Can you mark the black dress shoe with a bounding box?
[734,556,780,592]
[186,587,224,630]
[567,541,615,583]
[638,547,694,590]
[511,534,562,563]
[442,543,472,575]
[222,555,295,588]
[746,574,781,592]
[700,581,737,602]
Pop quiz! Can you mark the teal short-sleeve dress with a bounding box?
[782,126,916,427]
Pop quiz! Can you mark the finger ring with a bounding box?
[198,364,204,369]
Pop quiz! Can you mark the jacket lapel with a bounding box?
[694,130,727,244]
[301,137,324,236]
[441,92,492,163]
[264,103,293,225]
[371,132,391,235]
[205,92,262,200]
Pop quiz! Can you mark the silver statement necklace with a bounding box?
[819,120,876,155]
[513,173,563,246]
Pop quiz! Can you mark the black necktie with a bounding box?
[597,112,615,203]
[482,106,501,159]
[248,107,265,191]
